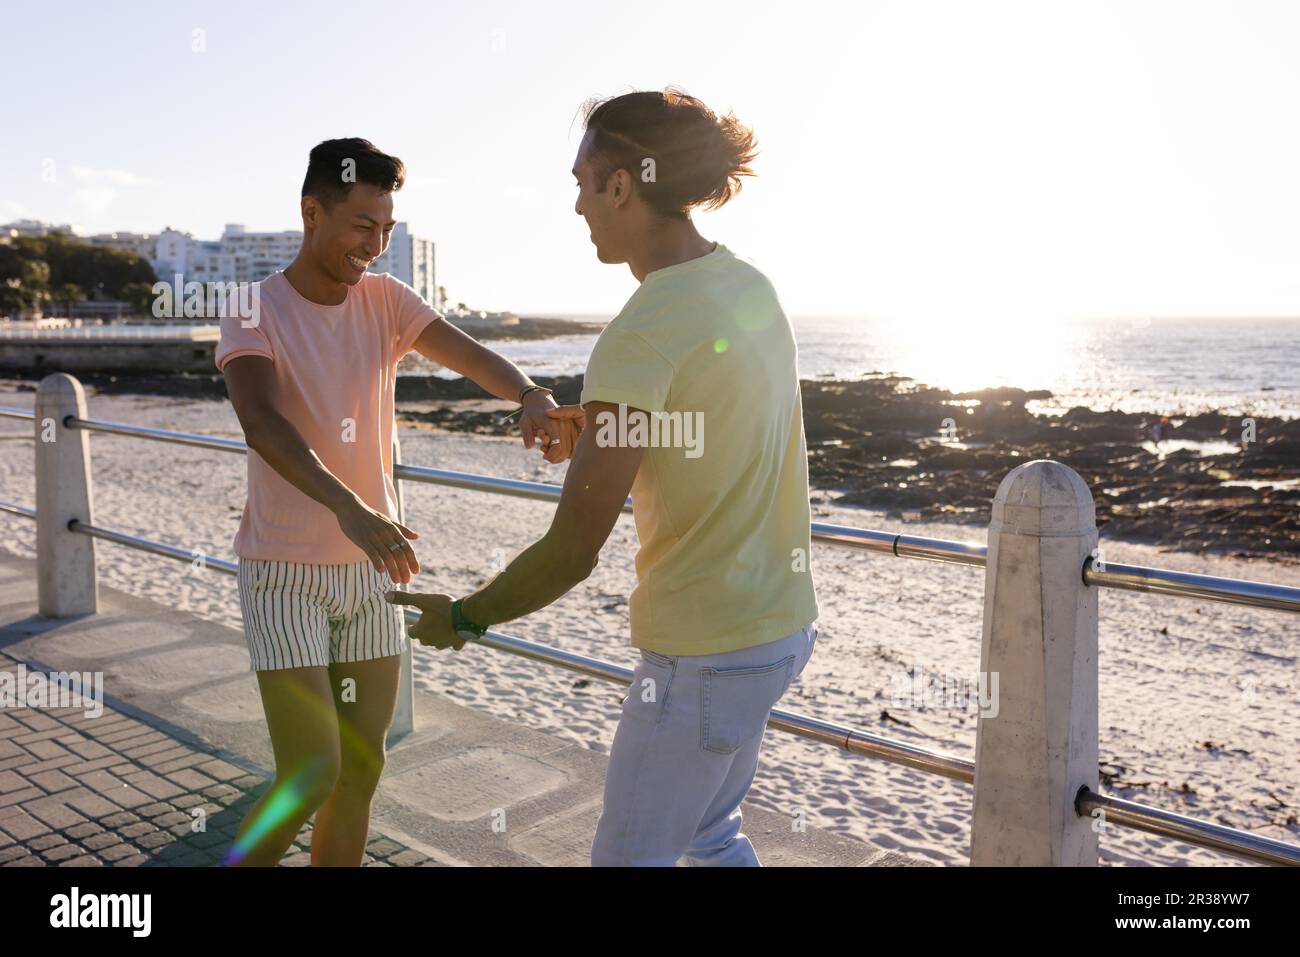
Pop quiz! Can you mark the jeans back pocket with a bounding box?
[699,654,797,755]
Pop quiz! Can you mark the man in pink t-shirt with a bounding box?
[215,137,577,866]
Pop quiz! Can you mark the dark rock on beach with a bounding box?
[394,372,1300,564]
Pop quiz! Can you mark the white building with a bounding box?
[38,219,436,303]
[374,222,436,305]
[2,219,76,238]
[83,231,157,260]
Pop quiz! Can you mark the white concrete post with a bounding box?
[35,373,98,617]
[388,436,415,743]
[970,459,1099,866]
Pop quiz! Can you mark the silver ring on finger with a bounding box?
[387,541,407,553]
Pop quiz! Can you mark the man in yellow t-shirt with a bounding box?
[390,90,820,866]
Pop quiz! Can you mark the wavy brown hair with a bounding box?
[581,88,758,220]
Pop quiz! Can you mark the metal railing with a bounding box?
[2,401,1298,866]
[0,325,219,342]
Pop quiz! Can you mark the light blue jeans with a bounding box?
[591,622,818,867]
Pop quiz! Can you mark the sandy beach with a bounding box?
[1,386,1297,866]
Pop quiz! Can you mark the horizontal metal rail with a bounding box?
[2,403,1297,615]
[1076,788,1300,867]
[2,498,1295,865]
[0,501,36,520]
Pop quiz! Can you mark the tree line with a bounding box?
[0,232,158,318]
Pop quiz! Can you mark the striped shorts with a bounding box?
[236,558,408,672]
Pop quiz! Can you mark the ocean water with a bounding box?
[404,315,1300,421]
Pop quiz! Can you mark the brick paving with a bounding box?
[0,653,440,867]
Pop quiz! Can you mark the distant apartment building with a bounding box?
[1,219,436,305]
[150,223,436,303]
[82,230,158,260]
[2,218,76,238]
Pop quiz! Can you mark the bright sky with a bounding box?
[5,0,1300,323]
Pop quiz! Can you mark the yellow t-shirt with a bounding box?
[580,243,820,655]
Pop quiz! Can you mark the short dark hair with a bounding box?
[581,89,758,219]
[301,137,405,210]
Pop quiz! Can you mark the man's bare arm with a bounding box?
[222,355,419,582]
[461,401,643,627]
[412,318,579,461]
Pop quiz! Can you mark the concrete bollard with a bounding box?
[970,459,1099,866]
[35,373,98,617]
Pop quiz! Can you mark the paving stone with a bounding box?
[59,855,103,867]
[20,755,82,776]
[0,845,31,863]
[28,769,78,793]
[0,739,28,760]
[117,821,158,839]
[78,771,152,808]
[24,796,88,829]
[94,726,159,747]
[187,830,227,849]
[0,788,45,809]
[366,837,404,857]
[22,739,70,761]
[122,739,178,760]
[147,751,207,774]
[168,769,217,791]
[29,833,67,851]
[64,790,122,819]
[63,755,126,778]
[42,844,87,863]
[75,716,132,736]
[14,728,70,747]
[65,821,105,840]
[66,739,113,760]
[14,713,61,732]
[81,831,123,852]
[120,770,185,800]
[0,769,28,793]
[202,783,241,799]
[136,830,175,849]
[100,843,141,862]
[171,794,206,809]
[0,810,51,840]
[195,759,245,782]
[387,849,430,866]
[100,811,141,828]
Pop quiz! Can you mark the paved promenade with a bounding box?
[0,553,917,867]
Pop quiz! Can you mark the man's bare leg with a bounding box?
[310,655,401,866]
[227,666,341,866]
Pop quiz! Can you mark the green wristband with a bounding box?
[451,598,487,639]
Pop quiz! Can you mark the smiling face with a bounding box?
[573,129,632,264]
[301,182,396,284]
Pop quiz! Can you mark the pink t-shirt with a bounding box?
[214,270,441,563]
